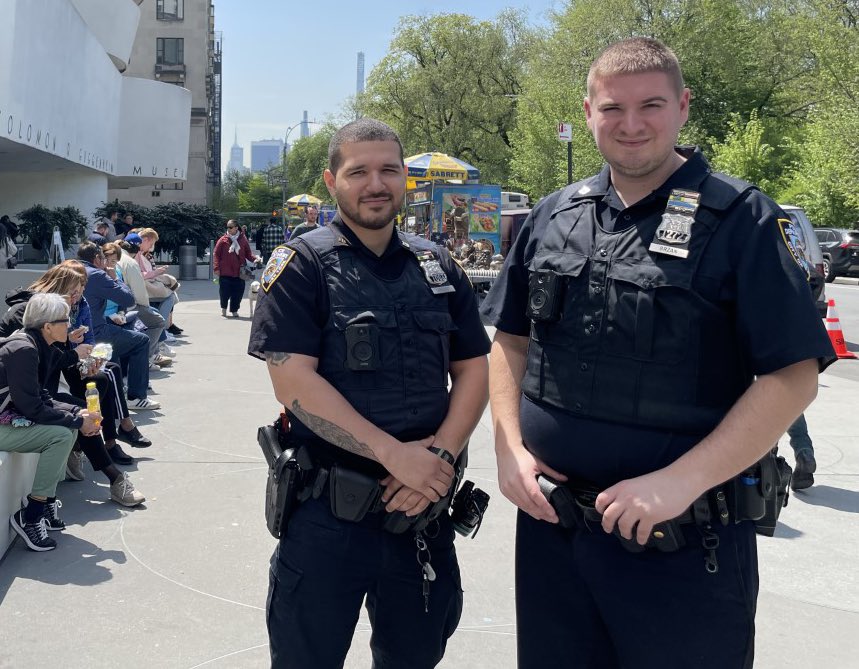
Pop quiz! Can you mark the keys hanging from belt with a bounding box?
[415,531,436,613]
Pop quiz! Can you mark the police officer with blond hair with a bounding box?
[481,37,834,668]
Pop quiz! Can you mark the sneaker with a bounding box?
[167,324,184,336]
[110,472,146,507]
[221,308,227,317]
[230,312,239,318]
[151,353,173,368]
[158,343,177,357]
[791,451,817,491]
[66,450,85,481]
[164,332,177,343]
[128,397,161,411]
[9,510,56,552]
[116,425,152,448]
[20,496,66,531]
[107,443,134,465]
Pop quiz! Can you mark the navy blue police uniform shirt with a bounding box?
[481,148,835,487]
[248,215,490,364]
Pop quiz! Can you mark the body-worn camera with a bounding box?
[345,322,380,371]
[450,480,490,538]
[527,269,564,321]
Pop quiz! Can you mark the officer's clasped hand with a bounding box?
[594,469,702,546]
[379,435,454,502]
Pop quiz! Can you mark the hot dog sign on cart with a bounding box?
[431,184,502,251]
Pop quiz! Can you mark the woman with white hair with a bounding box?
[0,293,101,552]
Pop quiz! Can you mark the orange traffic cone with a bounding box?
[825,299,857,359]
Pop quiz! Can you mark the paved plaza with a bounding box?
[1,279,857,668]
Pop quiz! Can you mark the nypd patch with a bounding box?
[261,246,296,292]
[776,218,811,279]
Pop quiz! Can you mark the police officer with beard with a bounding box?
[248,118,490,669]
[481,38,834,668]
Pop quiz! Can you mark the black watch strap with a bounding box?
[428,446,455,465]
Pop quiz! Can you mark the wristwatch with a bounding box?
[428,446,455,465]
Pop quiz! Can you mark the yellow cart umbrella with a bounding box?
[404,152,480,182]
[286,194,323,206]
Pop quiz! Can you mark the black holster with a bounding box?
[258,424,307,539]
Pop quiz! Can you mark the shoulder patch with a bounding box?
[261,246,296,292]
[776,218,811,280]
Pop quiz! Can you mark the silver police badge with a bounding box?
[421,259,448,286]
[649,189,700,259]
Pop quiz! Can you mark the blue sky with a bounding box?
[216,0,560,171]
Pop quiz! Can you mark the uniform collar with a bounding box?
[328,216,405,260]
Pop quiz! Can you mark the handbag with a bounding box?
[155,273,180,291]
[239,265,255,281]
[145,279,172,299]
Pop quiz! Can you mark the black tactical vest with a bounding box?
[299,226,457,444]
[522,172,756,434]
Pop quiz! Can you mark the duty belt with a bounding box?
[537,475,728,573]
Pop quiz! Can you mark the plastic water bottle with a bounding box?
[85,382,101,428]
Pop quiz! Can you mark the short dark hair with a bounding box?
[328,118,404,175]
[77,241,102,264]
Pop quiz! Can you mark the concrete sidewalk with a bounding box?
[1,279,857,668]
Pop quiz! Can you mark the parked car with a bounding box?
[779,205,827,316]
[811,226,859,283]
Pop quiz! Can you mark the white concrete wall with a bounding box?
[0,172,108,224]
[69,0,141,71]
[0,453,39,558]
[0,0,192,224]
[112,76,191,187]
[0,0,121,172]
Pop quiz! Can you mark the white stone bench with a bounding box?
[0,451,39,557]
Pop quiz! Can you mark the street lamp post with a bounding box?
[281,120,321,228]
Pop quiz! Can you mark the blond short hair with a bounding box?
[138,228,159,241]
[587,37,684,98]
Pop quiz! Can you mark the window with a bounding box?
[154,183,184,191]
[156,38,184,66]
[156,0,184,21]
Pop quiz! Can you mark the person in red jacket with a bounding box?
[213,219,259,318]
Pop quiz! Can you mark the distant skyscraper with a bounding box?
[356,51,365,95]
[300,110,310,139]
[227,127,245,174]
[250,139,284,173]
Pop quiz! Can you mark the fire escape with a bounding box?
[207,18,223,190]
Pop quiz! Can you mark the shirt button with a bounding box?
[624,214,631,221]
[574,403,583,412]
[599,249,608,257]
[580,363,588,371]
[593,286,602,294]
[586,324,597,334]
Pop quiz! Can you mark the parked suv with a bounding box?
[779,205,827,316]
[812,226,859,283]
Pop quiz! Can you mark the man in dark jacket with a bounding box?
[77,242,159,411]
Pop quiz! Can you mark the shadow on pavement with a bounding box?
[792,484,859,514]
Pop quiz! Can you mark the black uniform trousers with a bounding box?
[267,496,463,669]
[516,510,758,669]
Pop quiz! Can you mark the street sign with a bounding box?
[557,122,573,142]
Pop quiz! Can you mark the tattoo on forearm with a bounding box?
[265,351,292,366]
[290,399,378,461]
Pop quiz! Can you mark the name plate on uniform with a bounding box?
[649,189,700,259]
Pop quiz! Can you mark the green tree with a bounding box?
[285,125,336,200]
[361,10,535,185]
[710,110,778,195]
[237,174,282,214]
